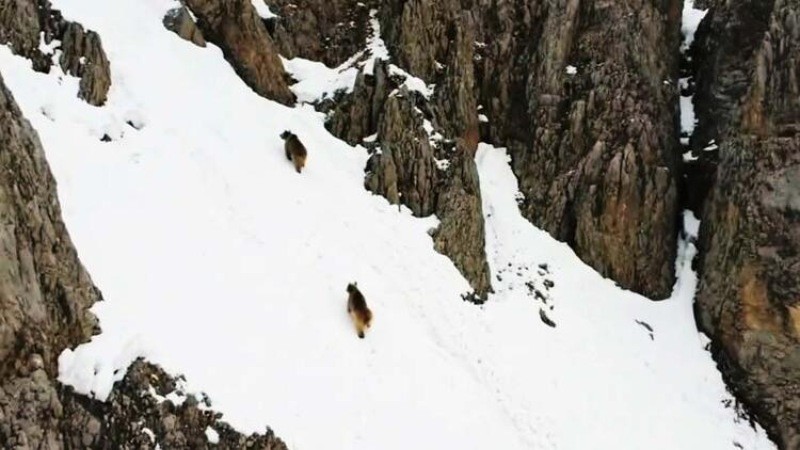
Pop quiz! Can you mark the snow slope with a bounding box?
[0,0,774,448]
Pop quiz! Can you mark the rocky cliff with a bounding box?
[377,0,682,300]
[689,0,800,447]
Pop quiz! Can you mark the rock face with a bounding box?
[690,1,800,447]
[183,0,295,105]
[0,0,112,106]
[0,70,100,380]
[481,0,681,299]
[375,0,682,299]
[1,358,289,449]
[0,72,287,448]
[267,0,374,67]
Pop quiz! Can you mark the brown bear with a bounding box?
[280,130,307,173]
[346,282,373,339]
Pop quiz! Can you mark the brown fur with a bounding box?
[280,130,307,173]
[346,282,372,339]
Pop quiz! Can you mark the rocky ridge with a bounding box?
[0,0,110,105]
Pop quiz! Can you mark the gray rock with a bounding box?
[60,22,112,106]
[267,0,375,67]
[163,6,207,48]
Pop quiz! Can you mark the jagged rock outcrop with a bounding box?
[690,1,800,447]
[267,0,374,67]
[163,6,207,48]
[0,0,38,52]
[330,58,492,297]
[2,358,288,449]
[366,84,439,217]
[315,5,493,297]
[0,72,287,448]
[59,22,111,106]
[182,0,295,105]
[0,0,111,105]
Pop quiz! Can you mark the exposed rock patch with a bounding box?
[0,0,111,105]
[1,358,288,449]
[163,6,207,48]
[267,0,375,67]
[333,0,683,300]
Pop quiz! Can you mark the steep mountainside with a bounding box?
[0,0,797,448]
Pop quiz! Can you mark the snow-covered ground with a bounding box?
[0,0,775,448]
[679,0,708,160]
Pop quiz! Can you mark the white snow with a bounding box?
[565,65,577,75]
[388,63,434,98]
[679,0,708,138]
[205,426,220,444]
[282,56,358,104]
[680,87,697,136]
[361,9,388,76]
[421,117,444,145]
[141,427,156,443]
[250,0,277,20]
[683,150,699,162]
[0,0,776,449]
[681,1,709,51]
[38,33,58,54]
[478,113,488,123]
[146,383,188,407]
